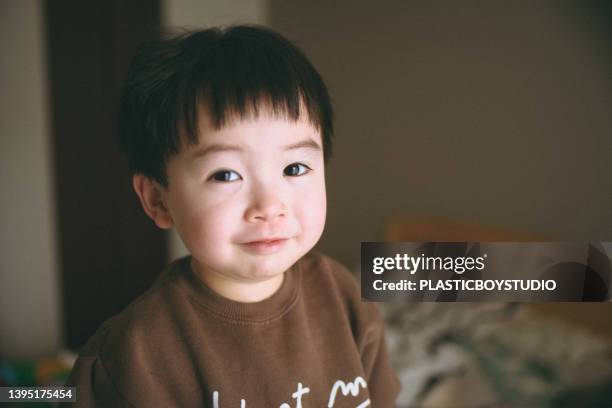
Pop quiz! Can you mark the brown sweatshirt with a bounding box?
[63,252,401,407]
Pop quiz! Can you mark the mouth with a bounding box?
[240,238,290,255]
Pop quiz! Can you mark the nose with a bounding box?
[244,185,287,223]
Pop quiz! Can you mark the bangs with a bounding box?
[178,26,332,154]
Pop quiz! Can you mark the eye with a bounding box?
[208,170,241,182]
[284,163,311,177]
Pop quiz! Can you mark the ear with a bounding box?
[132,174,174,229]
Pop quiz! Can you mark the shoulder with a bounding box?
[296,251,359,290]
[296,252,385,341]
[67,258,193,404]
[78,257,188,359]
[69,262,193,406]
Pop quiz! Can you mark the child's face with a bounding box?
[163,107,327,286]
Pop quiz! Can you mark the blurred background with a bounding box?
[1,0,611,406]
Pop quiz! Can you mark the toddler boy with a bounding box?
[65,25,400,407]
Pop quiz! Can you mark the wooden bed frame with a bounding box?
[384,215,612,341]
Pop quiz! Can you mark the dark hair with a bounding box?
[118,25,334,187]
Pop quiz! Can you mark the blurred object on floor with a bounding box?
[382,302,612,407]
[0,349,76,388]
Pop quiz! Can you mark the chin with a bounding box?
[242,255,297,280]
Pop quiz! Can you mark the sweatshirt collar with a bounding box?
[176,256,300,324]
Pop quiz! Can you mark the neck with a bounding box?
[191,260,285,303]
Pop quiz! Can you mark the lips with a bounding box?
[240,237,289,255]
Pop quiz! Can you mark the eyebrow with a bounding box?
[283,139,322,152]
[190,138,322,161]
[190,143,242,161]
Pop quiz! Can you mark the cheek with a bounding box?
[172,197,240,258]
[295,179,327,240]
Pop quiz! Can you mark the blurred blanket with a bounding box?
[380,302,612,407]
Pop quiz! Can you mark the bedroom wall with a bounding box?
[0,0,62,358]
[269,1,612,268]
